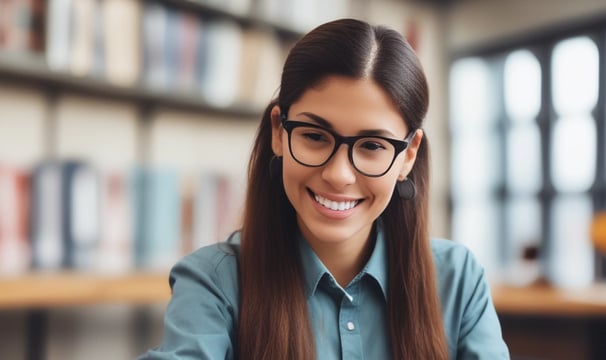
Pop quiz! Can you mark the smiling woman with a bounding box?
[270,77,422,281]
[139,18,510,360]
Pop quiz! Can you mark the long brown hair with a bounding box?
[238,19,448,359]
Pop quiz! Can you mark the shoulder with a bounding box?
[430,238,488,302]
[142,235,242,358]
[175,240,239,276]
[430,239,509,358]
[169,233,241,304]
[181,238,240,270]
[430,238,481,274]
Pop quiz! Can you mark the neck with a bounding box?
[306,230,376,288]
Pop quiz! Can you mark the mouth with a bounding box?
[308,188,363,211]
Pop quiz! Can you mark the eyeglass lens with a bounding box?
[289,126,397,176]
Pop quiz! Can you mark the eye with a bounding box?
[303,132,325,141]
[359,140,387,151]
[300,130,331,143]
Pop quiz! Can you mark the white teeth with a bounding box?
[313,194,358,211]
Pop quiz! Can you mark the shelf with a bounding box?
[164,0,304,39]
[0,272,171,309]
[492,283,606,316]
[0,52,262,118]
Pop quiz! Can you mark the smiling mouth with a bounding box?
[308,189,362,211]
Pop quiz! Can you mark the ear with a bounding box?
[270,105,284,156]
[397,129,423,181]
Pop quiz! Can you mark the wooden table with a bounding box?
[491,283,606,360]
[0,272,171,360]
[492,283,606,316]
[0,272,171,309]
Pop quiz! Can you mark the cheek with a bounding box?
[281,156,310,194]
[370,176,399,204]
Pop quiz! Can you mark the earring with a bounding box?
[269,155,283,180]
[396,178,416,200]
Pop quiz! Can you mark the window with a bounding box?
[449,21,606,288]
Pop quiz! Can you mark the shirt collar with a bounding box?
[297,221,389,301]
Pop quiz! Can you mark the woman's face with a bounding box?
[271,76,422,249]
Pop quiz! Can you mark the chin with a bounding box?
[299,217,371,246]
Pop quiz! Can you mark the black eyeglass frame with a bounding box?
[280,115,416,177]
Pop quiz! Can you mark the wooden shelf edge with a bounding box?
[0,52,263,118]
[0,272,171,309]
[491,283,606,316]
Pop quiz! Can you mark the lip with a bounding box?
[307,188,363,219]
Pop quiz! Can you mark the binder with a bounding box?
[0,165,32,274]
[61,161,100,269]
[30,161,64,270]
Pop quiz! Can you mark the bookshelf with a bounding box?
[0,0,353,359]
[0,0,314,276]
[0,52,261,118]
[161,0,304,38]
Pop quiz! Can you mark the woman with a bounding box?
[140,18,509,359]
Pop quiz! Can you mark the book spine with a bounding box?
[0,165,32,274]
[31,162,64,270]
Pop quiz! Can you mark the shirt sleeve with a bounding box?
[456,250,510,360]
[137,246,238,360]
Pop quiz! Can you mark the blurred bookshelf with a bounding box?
[0,52,261,117]
[0,0,350,315]
[0,0,351,358]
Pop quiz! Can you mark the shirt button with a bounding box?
[346,321,355,331]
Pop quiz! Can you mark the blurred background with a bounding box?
[1,0,606,359]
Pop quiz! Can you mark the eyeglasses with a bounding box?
[280,116,415,177]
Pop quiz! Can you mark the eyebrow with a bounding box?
[296,112,400,138]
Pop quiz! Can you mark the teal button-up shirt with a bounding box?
[140,228,509,359]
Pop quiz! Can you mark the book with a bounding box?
[90,0,105,77]
[193,172,220,249]
[215,174,240,242]
[102,0,141,86]
[0,0,44,53]
[0,164,32,274]
[199,20,242,107]
[175,11,200,91]
[142,1,169,88]
[180,174,196,254]
[46,0,73,71]
[62,161,100,269]
[236,28,282,108]
[95,170,133,273]
[132,167,181,270]
[193,172,241,248]
[163,7,180,90]
[30,161,64,270]
[69,0,96,76]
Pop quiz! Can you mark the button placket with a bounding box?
[339,282,363,359]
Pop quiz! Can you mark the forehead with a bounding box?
[288,76,408,136]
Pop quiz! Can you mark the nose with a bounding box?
[321,145,356,189]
